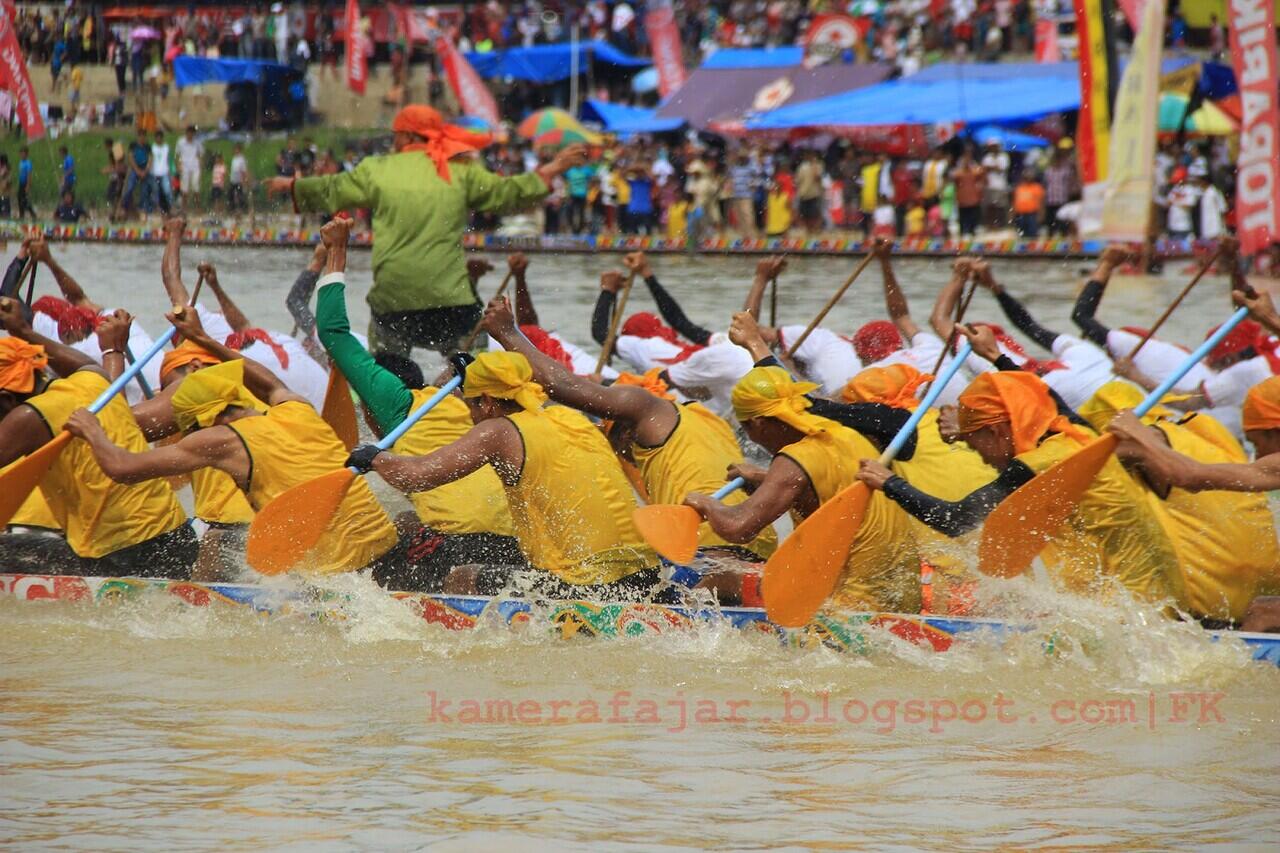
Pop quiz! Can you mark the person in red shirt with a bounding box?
[891,160,916,236]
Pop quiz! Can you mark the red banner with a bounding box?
[1228,0,1280,254]
[436,37,499,126]
[1034,19,1061,63]
[0,4,45,139]
[644,1,686,98]
[345,0,367,95]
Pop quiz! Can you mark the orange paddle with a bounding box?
[762,341,976,627]
[977,305,1252,578]
[634,477,746,565]
[246,375,463,575]
[320,361,359,450]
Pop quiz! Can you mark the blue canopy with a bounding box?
[173,56,293,88]
[700,47,806,69]
[964,125,1050,152]
[581,100,684,137]
[465,42,649,83]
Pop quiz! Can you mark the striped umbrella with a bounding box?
[517,108,602,148]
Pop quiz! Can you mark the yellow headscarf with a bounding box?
[731,366,828,436]
[0,337,48,394]
[171,360,266,432]
[957,371,1089,455]
[462,351,548,413]
[1078,380,1174,433]
[841,364,932,410]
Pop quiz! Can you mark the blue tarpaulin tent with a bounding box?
[466,43,649,83]
[964,125,1050,151]
[581,100,684,137]
[173,56,294,88]
[699,46,807,69]
[173,55,304,131]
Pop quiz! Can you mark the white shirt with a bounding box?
[867,331,967,407]
[651,158,675,187]
[1199,184,1227,239]
[779,325,861,397]
[614,334,683,372]
[230,154,248,184]
[240,331,328,412]
[1104,329,1211,393]
[1202,355,1273,438]
[1166,184,1201,233]
[1042,334,1113,410]
[664,343,754,419]
[176,137,203,172]
[150,143,171,177]
[981,151,1010,191]
[43,310,163,406]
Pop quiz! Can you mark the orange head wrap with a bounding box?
[956,371,1089,455]
[841,363,932,410]
[613,367,675,401]
[0,337,49,394]
[160,340,222,384]
[1242,376,1280,434]
[392,104,493,184]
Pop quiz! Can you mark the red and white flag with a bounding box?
[1033,19,1061,63]
[644,0,686,98]
[344,0,367,95]
[435,36,499,126]
[0,3,45,139]
[1228,0,1280,255]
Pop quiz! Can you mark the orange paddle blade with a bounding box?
[763,482,871,628]
[633,504,702,565]
[978,434,1119,578]
[0,432,72,529]
[321,366,360,451]
[245,468,356,575]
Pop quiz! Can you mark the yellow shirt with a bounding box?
[766,191,792,236]
[1016,433,1179,602]
[905,206,925,235]
[504,406,657,584]
[781,421,921,613]
[632,402,777,559]
[1145,422,1278,622]
[392,387,514,536]
[192,467,255,525]
[860,163,881,212]
[229,401,397,574]
[667,200,689,241]
[25,370,187,558]
[1178,411,1247,462]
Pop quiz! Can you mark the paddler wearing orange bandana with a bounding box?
[266,105,592,357]
[857,324,1180,603]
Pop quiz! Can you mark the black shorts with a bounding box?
[798,197,821,221]
[0,527,89,575]
[477,566,677,603]
[370,303,482,357]
[88,522,200,579]
[371,526,526,593]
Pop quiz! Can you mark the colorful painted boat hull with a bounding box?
[2,573,1277,665]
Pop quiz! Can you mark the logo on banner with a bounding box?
[753,77,795,112]
[803,14,868,68]
[1228,0,1280,254]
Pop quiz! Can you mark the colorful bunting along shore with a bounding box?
[0,223,1214,259]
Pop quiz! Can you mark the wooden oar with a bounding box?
[634,476,747,566]
[594,270,637,375]
[21,257,38,306]
[245,375,464,576]
[921,273,978,398]
[0,303,187,529]
[320,360,360,450]
[461,269,515,351]
[768,275,779,327]
[762,341,977,628]
[978,305,1253,579]
[1127,242,1226,359]
[786,249,875,359]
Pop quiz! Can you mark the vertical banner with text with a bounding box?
[644,1,687,97]
[345,0,367,95]
[435,37,500,126]
[1074,0,1116,236]
[1228,0,1280,254]
[0,3,46,139]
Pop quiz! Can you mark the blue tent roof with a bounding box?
[700,47,806,69]
[173,56,293,88]
[964,125,1050,152]
[581,100,684,137]
[466,42,649,83]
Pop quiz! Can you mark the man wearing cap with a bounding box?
[267,105,592,357]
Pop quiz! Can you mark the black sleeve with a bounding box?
[755,354,918,460]
[1070,280,1111,347]
[285,268,320,337]
[995,289,1059,352]
[643,274,712,345]
[883,461,1035,537]
[992,355,1092,428]
[592,290,616,346]
[0,255,26,300]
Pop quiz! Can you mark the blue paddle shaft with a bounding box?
[711,476,746,501]
[87,327,176,415]
[882,341,974,462]
[1134,306,1248,418]
[377,375,463,451]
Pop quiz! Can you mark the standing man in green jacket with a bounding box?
[267,105,591,357]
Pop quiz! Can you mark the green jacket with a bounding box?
[316,279,412,434]
[294,153,549,314]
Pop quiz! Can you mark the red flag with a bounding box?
[644,1,686,97]
[344,0,367,95]
[1034,19,1061,63]
[435,37,499,126]
[0,4,45,139]
[1228,0,1280,254]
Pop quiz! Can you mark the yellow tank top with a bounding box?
[192,467,255,525]
[1016,433,1180,602]
[781,421,921,613]
[4,458,60,529]
[632,402,777,559]
[24,369,187,558]
[1176,411,1247,463]
[229,401,397,574]
[505,406,657,585]
[1145,422,1278,622]
[890,410,998,592]
[391,387,514,536]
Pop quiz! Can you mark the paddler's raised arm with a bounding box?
[161,216,191,306]
[1109,409,1280,493]
[360,417,524,495]
[930,257,972,344]
[686,456,808,544]
[632,250,715,345]
[65,408,248,486]
[30,234,102,314]
[877,237,920,340]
